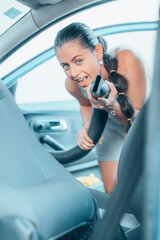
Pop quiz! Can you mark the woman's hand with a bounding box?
[87,80,118,113]
[76,127,104,150]
[76,127,95,150]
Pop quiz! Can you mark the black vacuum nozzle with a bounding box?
[90,75,110,99]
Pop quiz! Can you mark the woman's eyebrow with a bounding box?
[60,62,67,65]
[60,55,83,65]
[71,55,83,61]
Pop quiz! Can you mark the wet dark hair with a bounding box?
[54,22,134,131]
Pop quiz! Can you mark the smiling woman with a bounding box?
[53,21,146,194]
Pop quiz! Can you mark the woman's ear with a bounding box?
[95,43,103,60]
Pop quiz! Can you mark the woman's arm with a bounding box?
[65,78,95,150]
[65,77,92,124]
[80,105,92,128]
[117,49,146,110]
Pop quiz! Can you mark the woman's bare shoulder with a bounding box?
[115,48,141,63]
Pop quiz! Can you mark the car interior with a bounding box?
[0,0,160,239]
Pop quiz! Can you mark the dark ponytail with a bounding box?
[98,36,134,131]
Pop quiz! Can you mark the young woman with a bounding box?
[54,22,146,194]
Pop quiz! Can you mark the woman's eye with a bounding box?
[62,64,69,70]
[76,59,83,64]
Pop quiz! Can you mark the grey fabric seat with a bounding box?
[91,96,148,240]
[0,80,97,240]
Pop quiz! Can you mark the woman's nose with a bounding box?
[70,65,79,78]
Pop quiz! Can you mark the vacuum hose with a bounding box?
[48,75,110,164]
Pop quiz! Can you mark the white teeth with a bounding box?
[78,77,85,82]
[73,76,87,82]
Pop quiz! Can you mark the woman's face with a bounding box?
[56,41,101,89]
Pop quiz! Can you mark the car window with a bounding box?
[15,29,157,104]
[15,56,70,103]
[0,0,159,104]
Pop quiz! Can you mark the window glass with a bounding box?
[15,57,70,103]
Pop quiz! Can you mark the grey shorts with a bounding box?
[95,115,126,162]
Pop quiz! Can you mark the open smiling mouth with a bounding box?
[74,76,88,82]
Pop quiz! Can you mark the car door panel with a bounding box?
[20,100,98,172]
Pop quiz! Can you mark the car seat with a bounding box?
[89,94,148,240]
[91,13,160,239]
[0,79,98,240]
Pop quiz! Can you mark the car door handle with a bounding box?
[33,119,68,132]
[50,120,67,131]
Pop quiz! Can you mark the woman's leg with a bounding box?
[98,161,118,194]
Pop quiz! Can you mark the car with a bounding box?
[0,0,160,239]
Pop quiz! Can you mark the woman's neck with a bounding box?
[100,64,109,81]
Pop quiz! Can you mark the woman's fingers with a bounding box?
[87,82,117,112]
[77,128,95,150]
[87,87,105,108]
